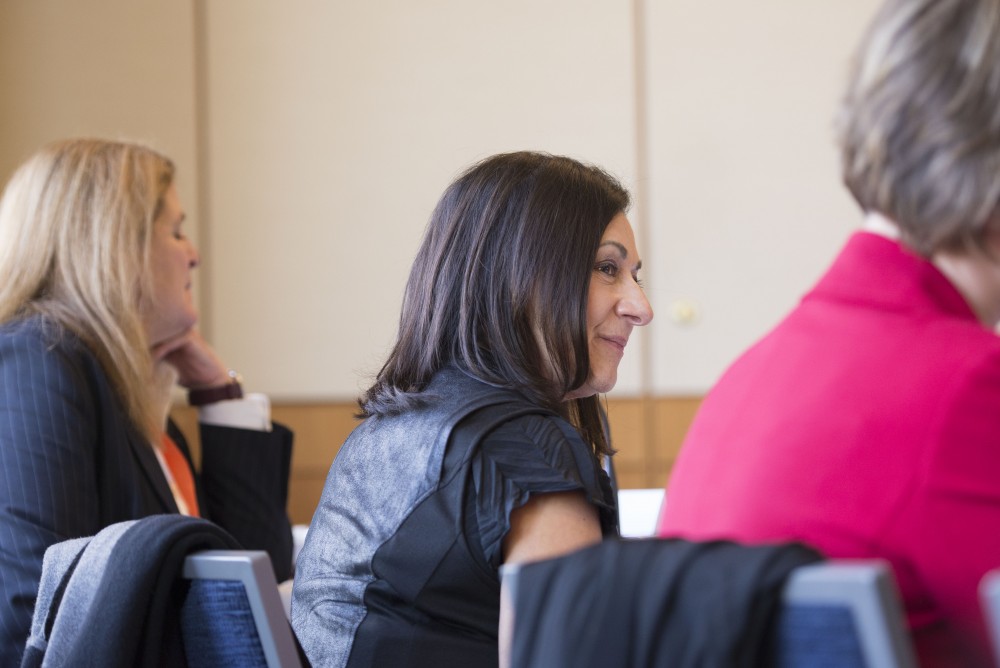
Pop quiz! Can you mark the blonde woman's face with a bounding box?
[143,184,199,346]
[566,213,653,400]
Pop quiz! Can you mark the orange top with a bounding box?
[160,432,200,517]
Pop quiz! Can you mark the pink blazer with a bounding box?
[659,232,1000,667]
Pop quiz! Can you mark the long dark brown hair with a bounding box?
[361,151,630,458]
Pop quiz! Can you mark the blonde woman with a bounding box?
[0,139,293,664]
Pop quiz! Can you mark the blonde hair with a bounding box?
[838,0,1000,255]
[0,139,175,440]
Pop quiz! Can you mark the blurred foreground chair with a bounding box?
[503,538,917,668]
[182,550,304,667]
[775,561,917,667]
[979,569,1000,666]
[21,516,305,667]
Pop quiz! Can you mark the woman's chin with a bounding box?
[148,321,197,350]
[564,377,617,401]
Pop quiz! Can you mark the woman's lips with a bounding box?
[599,335,627,353]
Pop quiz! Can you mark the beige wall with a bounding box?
[0,0,881,402]
[642,1,878,393]
[0,0,202,253]
[199,0,881,399]
[198,0,643,399]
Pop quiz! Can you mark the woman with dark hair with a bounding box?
[292,151,653,667]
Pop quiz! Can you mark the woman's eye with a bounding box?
[596,262,618,277]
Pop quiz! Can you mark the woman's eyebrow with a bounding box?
[599,240,628,257]
[598,241,643,271]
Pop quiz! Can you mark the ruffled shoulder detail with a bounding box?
[471,413,615,568]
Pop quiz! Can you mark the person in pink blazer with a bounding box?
[658,1,1000,666]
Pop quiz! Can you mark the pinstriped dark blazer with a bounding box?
[0,316,293,665]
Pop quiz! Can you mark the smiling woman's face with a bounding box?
[566,212,653,400]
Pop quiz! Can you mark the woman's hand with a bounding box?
[151,329,230,389]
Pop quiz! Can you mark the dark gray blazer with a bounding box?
[0,316,293,665]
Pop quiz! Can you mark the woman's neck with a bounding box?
[863,210,1000,327]
[932,247,1000,327]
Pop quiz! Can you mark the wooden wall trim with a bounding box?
[172,396,701,525]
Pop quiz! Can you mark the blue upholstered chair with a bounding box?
[775,561,917,667]
[181,550,303,668]
[979,569,1000,666]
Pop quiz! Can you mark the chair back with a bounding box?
[776,561,917,668]
[979,569,1000,665]
[503,543,917,668]
[182,550,303,668]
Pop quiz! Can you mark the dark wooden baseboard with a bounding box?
[172,395,701,525]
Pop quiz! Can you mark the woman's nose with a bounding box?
[617,281,653,326]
